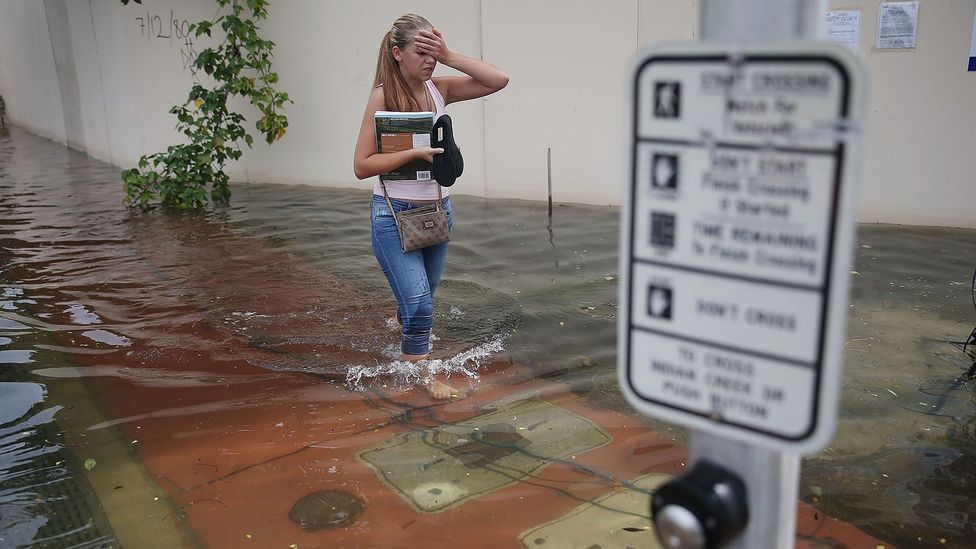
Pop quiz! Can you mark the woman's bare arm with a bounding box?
[415,29,509,104]
[353,87,442,180]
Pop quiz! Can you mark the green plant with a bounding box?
[121,0,290,209]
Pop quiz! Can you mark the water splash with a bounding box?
[345,336,506,392]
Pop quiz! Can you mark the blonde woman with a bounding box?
[353,14,508,399]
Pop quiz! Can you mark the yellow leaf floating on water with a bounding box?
[84,458,96,470]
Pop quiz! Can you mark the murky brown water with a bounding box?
[804,224,976,546]
[1,126,973,547]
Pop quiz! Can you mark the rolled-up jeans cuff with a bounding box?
[401,332,431,356]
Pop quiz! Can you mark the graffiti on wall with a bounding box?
[134,9,199,75]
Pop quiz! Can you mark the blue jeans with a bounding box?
[371,194,453,355]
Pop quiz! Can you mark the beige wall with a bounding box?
[64,0,113,161]
[240,0,486,189]
[829,1,976,227]
[0,0,972,228]
[0,0,67,142]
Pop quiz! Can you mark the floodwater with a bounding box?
[0,125,973,548]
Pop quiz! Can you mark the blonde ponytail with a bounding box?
[372,14,433,112]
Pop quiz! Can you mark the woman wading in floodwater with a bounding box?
[353,14,508,399]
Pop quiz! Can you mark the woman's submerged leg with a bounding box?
[371,197,459,399]
[388,257,459,399]
[420,200,457,399]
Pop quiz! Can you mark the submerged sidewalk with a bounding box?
[0,126,892,548]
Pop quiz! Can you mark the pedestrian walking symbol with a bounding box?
[647,285,673,320]
[654,82,680,118]
[651,153,678,189]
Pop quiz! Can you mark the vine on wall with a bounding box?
[120,0,290,209]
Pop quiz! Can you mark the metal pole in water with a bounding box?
[547,147,553,224]
[687,2,826,548]
[621,0,863,546]
[699,0,825,43]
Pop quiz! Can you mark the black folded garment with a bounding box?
[432,114,463,187]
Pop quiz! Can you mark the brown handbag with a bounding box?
[380,181,450,253]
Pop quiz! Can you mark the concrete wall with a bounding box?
[830,1,976,228]
[0,0,972,228]
[240,0,487,189]
[63,0,112,160]
[0,0,67,142]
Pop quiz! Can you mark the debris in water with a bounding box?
[289,490,364,531]
[84,458,96,470]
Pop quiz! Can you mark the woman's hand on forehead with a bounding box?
[414,29,449,63]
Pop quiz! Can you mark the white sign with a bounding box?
[826,10,861,48]
[877,1,919,49]
[619,43,866,454]
[969,6,976,71]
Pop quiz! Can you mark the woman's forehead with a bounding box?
[403,34,426,48]
[406,26,432,39]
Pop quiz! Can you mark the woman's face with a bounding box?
[393,31,436,82]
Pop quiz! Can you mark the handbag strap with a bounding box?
[380,178,442,229]
[380,84,442,223]
[379,180,402,232]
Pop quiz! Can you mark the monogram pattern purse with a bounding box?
[380,181,450,253]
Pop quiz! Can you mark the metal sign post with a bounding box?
[619,1,867,547]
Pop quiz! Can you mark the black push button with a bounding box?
[651,460,749,549]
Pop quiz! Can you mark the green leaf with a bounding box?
[120,0,289,211]
[194,21,213,37]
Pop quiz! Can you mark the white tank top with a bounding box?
[373,79,449,201]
